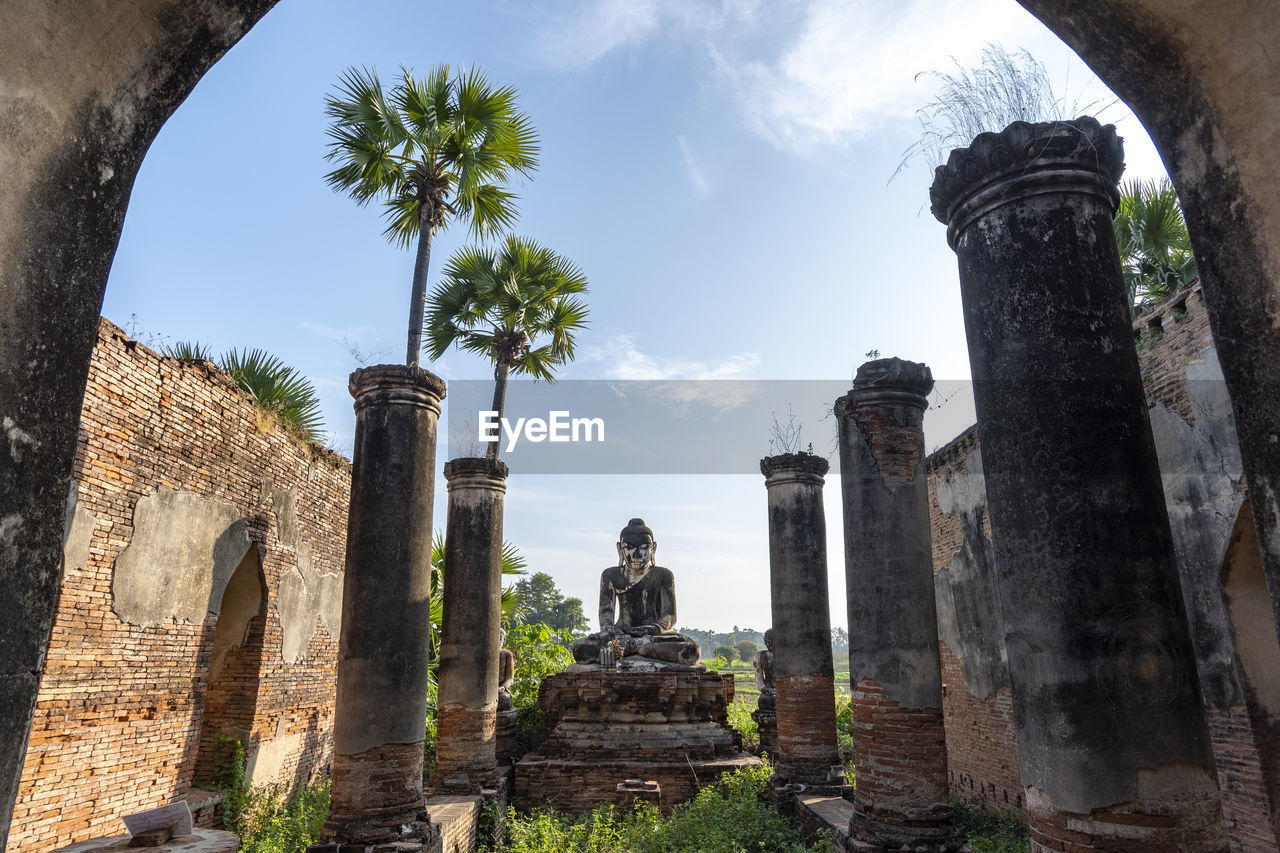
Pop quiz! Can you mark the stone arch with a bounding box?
[193,544,269,785]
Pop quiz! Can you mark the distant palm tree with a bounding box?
[162,343,326,442]
[424,235,589,460]
[1113,178,1198,312]
[324,65,539,367]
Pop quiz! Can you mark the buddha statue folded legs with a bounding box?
[570,518,702,671]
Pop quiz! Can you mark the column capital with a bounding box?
[349,364,446,414]
[929,116,1125,249]
[760,452,829,486]
[443,456,509,492]
[840,357,934,412]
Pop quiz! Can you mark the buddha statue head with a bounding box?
[617,517,656,580]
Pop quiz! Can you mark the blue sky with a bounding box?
[104,0,1169,633]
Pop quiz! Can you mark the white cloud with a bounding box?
[677,134,710,198]
[585,333,759,380]
[711,0,1046,154]
[525,0,1164,167]
[530,0,758,69]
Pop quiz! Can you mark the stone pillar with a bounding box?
[760,453,843,787]
[930,118,1227,852]
[434,457,508,790]
[836,358,960,852]
[318,365,444,850]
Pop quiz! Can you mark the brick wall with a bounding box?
[10,318,350,850]
[927,430,1022,811]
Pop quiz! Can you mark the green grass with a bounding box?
[954,801,1031,853]
[488,763,833,853]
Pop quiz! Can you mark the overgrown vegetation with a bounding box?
[211,735,330,853]
[487,763,832,853]
[726,698,759,753]
[506,622,575,753]
[896,43,1113,181]
[954,801,1031,853]
[162,343,325,442]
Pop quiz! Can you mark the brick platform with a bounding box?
[515,670,760,814]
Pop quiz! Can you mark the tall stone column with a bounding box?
[317,365,445,851]
[434,457,508,791]
[930,118,1227,852]
[836,358,960,852]
[760,453,843,787]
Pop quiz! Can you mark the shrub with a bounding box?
[734,640,758,661]
[713,645,737,662]
[726,698,759,753]
[212,734,330,853]
[230,782,331,853]
[489,762,832,853]
[953,801,1031,853]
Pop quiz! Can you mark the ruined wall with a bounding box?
[9,318,348,850]
[928,282,1279,847]
[1135,284,1278,852]
[927,429,1022,811]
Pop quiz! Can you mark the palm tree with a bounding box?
[424,235,589,460]
[324,65,539,367]
[1113,177,1198,312]
[162,343,326,442]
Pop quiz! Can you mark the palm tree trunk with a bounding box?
[487,361,510,461]
[404,222,436,367]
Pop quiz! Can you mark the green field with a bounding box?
[708,654,853,707]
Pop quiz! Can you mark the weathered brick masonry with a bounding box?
[10,318,350,850]
[927,430,1022,812]
[927,281,1279,850]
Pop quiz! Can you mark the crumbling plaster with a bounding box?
[277,543,343,665]
[933,450,1008,701]
[111,487,254,628]
[1149,348,1249,709]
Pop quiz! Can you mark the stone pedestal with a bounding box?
[616,779,661,809]
[930,118,1227,852]
[316,365,445,852]
[514,671,759,815]
[761,453,843,788]
[836,359,961,852]
[752,692,778,758]
[434,457,508,792]
[495,706,519,766]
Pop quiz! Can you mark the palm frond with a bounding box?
[218,348,325,442]
[1114,177,1197,311]
[425,235,589,386]
[162,340,214,361]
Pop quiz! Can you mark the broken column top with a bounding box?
[928,116,1126,248]
[842,357,934,411]
[349,363,446,412]
[759,452,829,479]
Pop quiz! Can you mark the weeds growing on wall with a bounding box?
[487,762,833,853]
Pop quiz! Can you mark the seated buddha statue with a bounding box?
[571,518,702,670]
